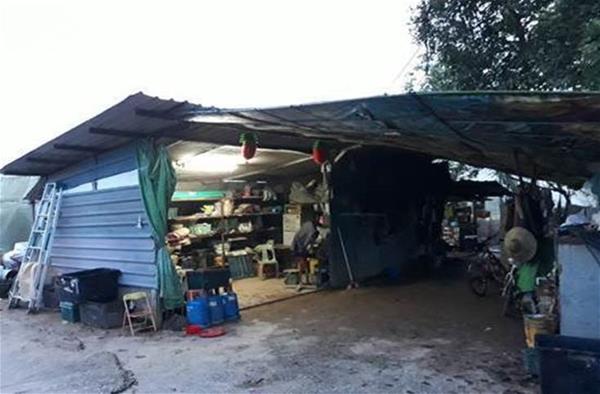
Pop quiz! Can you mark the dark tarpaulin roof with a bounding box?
[2,91,600,187]
[188,91,600,187]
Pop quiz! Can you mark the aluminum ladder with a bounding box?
[8,182,63,312]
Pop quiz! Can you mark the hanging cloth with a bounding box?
[136,140,184,310]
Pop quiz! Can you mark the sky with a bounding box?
[0,0,421,168]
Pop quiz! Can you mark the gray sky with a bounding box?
[0,0,421,168]
[1,2,595,206]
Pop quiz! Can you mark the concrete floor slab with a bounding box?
[233,277,317,309]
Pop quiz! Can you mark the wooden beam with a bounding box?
[1,170,51,176]
[26,157,77,165]
[53,143,104,153]
[89,123,190,139]
[89,127,144,138]
[227,157,313,180]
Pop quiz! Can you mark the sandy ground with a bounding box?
[0,264,537,394]
[233,277,317,309]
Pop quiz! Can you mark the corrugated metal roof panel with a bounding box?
[3,91,600,186]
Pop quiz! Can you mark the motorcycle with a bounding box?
[467,240,505,297]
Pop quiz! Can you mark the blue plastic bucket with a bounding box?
[222,292,240,321]
[208,295,225,325]
[186,297,210,328]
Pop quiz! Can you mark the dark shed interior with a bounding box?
[329,148,451,286]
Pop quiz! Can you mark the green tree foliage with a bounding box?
[411,0,600,91]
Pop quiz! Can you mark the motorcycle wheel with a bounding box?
[469,276,488,297]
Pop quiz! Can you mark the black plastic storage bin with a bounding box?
[80,300,124,329]
[57,268,121,303]
[187,268,230,291]
[536,334,600,394]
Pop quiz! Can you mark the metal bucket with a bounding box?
[524,314,557,348]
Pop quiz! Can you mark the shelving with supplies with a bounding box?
[168,189,284,254]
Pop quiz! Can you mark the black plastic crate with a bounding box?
[57,268,121,303]
[80,300,124,329]
[187,268,230,291]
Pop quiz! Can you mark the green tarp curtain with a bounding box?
[136,140,184,310]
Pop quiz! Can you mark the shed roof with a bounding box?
[189,91,600,187]
[2,91,600,187]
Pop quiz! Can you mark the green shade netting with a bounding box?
[136,140,184,310]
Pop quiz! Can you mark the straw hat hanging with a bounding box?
[504,226,538,264]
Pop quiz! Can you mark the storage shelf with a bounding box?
[171,196,266,203]
[171,211,281,222]
[188,227,280,243]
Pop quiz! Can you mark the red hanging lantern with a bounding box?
[240,133,257,160]
[312,140,328,164]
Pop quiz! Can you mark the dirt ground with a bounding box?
[0,263,537,394]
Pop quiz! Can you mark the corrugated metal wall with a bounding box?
[50,185,158,289]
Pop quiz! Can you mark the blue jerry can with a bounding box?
[186,297,210,328]
[208,294,225,325]
[222,292,240,321]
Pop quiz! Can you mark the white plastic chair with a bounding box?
[254,240,279,279]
